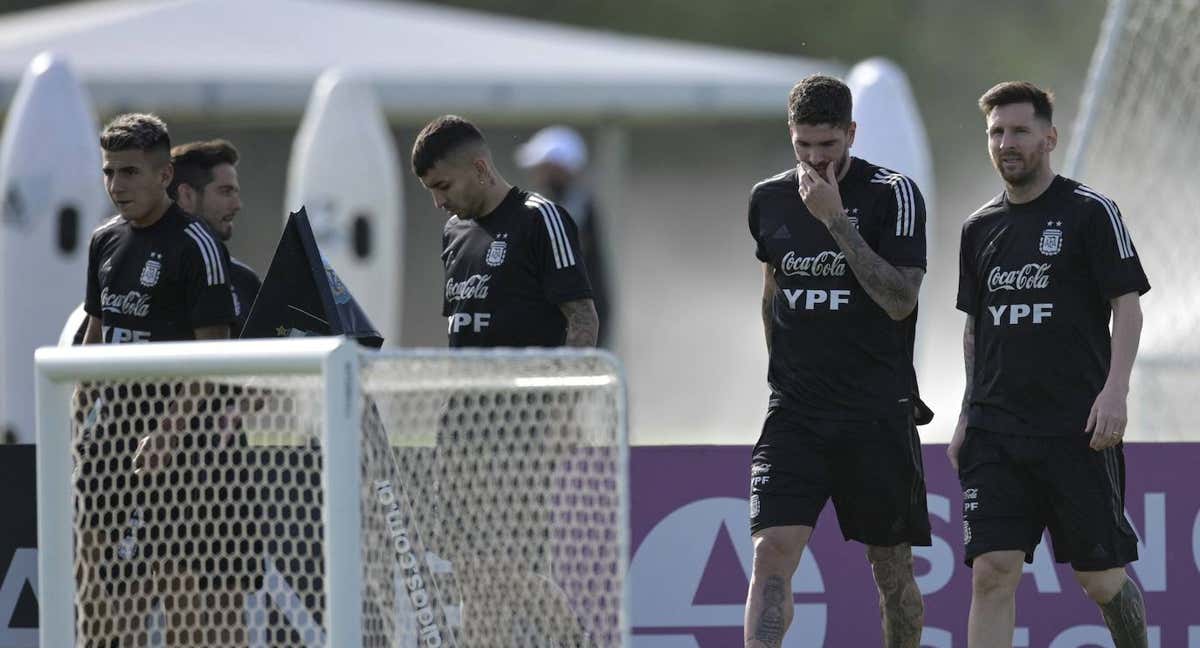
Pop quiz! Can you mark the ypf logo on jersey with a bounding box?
[139,252,163,287]
[1039,221,1063,256]
[485,239,507,267]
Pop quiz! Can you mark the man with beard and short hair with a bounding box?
[170,139,261,337]
[951,81,1150,648]
[411,114,599,646]
[744,74,931,648]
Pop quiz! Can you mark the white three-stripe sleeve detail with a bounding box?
[1093,189,1134,258]
[892,182,905,236]
[184,227,216,285]
[532,202,566,269]
[197,224,227,283]
[546,202,576,266]
[1075,187,1133,259]
[901,176,917,236]
[530,197,576,268]
[186,223,227,284]
[874,172,914,237]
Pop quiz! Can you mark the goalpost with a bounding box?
[1065,0,1200,440]
[36,337,629,647]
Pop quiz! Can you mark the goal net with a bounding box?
[36,338,628,647]
[1065,0,1200,440]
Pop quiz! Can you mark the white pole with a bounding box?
[35,370,73,646]
[1064,0,1130,178]
[320,338,364,647]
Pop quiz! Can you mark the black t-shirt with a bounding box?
[956,175,1151,436]
[749,158,927,420]
[441,187,593,347]
[229,257,262,338]
[85,204,235,343]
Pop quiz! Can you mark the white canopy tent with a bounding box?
[0,0,837,120]
[0,2,951,446]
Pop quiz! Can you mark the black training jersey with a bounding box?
[749,158,927,420]
[229,257,262,338]
[956,176,1150,437]
[85,204,235,343]
[442,187,592,347]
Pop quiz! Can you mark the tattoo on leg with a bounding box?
[1099,578,1148,648]
[754,575,788,646]
[867,545,924,648]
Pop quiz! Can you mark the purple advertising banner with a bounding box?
[630,444,1200,647]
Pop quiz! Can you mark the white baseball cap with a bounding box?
[516,126,588,173]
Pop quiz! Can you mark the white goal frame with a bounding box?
[35,337,630,647]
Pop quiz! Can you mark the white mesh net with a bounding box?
[1069,0,1200,439]
[361,353,625,647]
[62,349,626,647]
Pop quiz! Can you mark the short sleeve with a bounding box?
[1080,194,1151,300]
[528,199,593,304]
[874,174,927,270]
[749,191,769,263]
[84,232,103,318]
[182,222,236,329]
[956,220,978,315]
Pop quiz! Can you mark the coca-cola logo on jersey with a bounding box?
[780,250,847,277]
[100,287,152,317]
[987,263,1051,292]
[446,274,491,301]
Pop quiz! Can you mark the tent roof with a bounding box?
[0,0,838,120]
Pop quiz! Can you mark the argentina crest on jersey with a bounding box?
[139,252,163,287]
[485,239,507,267]
[1039,220,1063,256]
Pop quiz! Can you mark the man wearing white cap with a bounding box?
[517,125,613,347]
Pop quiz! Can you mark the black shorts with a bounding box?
[749,405,931,547]
[958,427,1139,571]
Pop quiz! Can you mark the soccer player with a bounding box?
[78,113,239,647]
[170,139,262,337]
[82,115,234,344]
[951,82,1150,648]
[413,115,598,348]
[745,75,931,648]
[411,115,599,645]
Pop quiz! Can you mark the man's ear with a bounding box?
[160,161,174,189]
[845,121,857,149]
[175,183,195,211]
[473,157,490,184]
[1045,124,1058,153]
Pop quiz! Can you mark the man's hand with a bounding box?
[1086,383,1129,450]
[797,161,846,228]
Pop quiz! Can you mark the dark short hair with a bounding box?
[168,139,239,199]
[788,75,853,129]
[99,113,171,163]
[411,115,486,177]
[978,81,1055,123]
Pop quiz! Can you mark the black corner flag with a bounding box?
[241,207,384,348]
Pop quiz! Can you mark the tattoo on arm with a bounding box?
[826,218,923,320]
[754,575,787,646]
[866,545,924,648]
[559,298,599,347]
[1099,578,1148,648]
